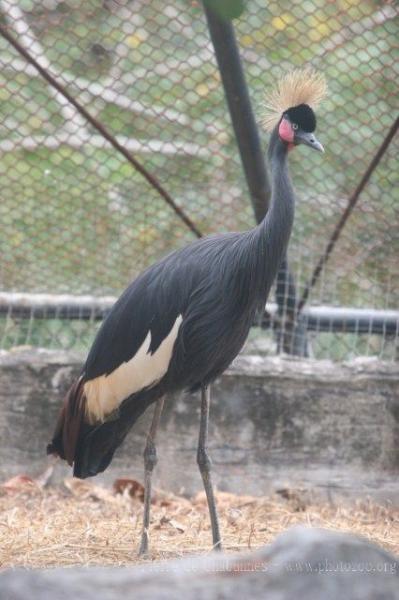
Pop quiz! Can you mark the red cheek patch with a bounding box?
[278,119,294,143]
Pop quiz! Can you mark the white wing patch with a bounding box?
[84,314,183,424]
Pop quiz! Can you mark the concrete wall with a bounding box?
[0,349,398,502]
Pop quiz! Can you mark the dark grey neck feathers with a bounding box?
[237,125,294,305]
[228,125,295,317]
[262,125,295,269]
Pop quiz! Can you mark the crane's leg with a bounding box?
[138,396,165,557]
[197,385,222,550]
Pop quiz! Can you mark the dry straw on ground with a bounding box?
[0,476,398,569]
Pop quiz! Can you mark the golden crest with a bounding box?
[261,67,327,131]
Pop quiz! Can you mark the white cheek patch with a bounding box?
[84,314,183,424]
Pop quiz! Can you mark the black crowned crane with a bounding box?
[48,68,327,555]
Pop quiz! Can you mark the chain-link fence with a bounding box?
[0,0,398,360]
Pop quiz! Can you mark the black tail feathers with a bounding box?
[73,419,120,479]
[72,391,158,479]
[49,381,163,479]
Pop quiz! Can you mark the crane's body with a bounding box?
[48,68,326,555]
[49,138,293,479]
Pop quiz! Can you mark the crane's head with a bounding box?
[262,68,327,153]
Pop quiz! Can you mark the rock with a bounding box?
[1,527,398,600]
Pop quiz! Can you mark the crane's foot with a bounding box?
[200,466,222,552]
[138,528,150,557]
[197,386,223,553]
[137,397,165,559]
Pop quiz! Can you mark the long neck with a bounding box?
[262,126,295,264]
[229,126,296,312]
[243,126,295,302]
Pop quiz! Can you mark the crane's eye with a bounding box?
[292,123,298,130]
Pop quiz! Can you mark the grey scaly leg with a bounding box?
[138,396,165,557]
[197,385,222,550]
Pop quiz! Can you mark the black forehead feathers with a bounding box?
[284,104,316,132]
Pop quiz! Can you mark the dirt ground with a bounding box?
[0,475,398,569]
